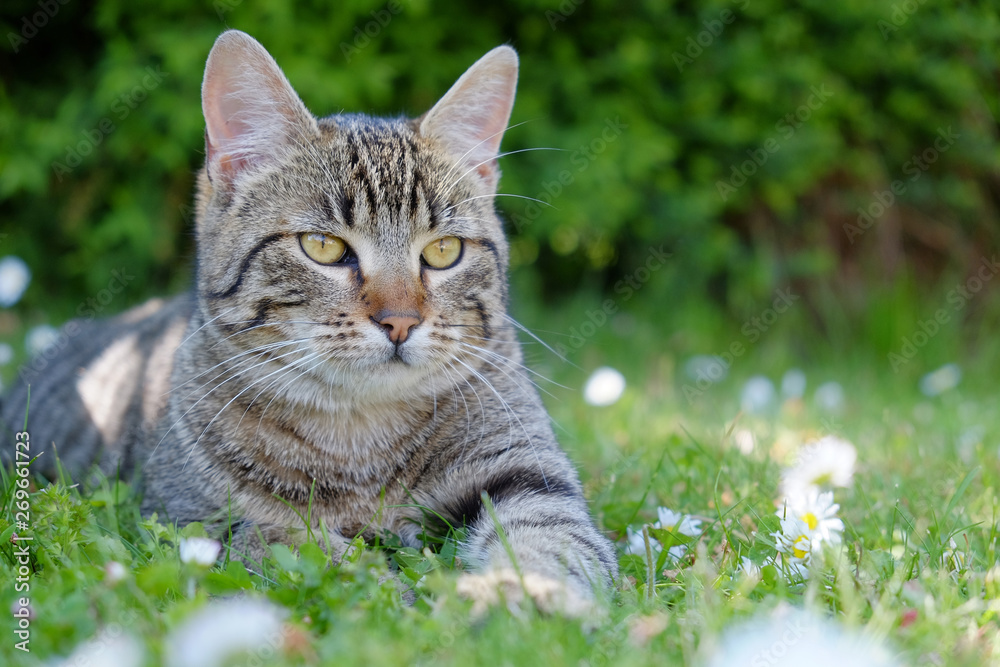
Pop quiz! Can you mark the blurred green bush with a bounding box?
[1,0,998,347]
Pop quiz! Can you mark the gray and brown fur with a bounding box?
[1,31,617,598]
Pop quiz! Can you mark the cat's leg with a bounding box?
[450,476,619,616]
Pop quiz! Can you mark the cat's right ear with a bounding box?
[202,30,318,187]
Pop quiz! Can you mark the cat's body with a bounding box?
[1,31,616,607]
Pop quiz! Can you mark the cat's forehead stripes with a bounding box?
[319,115,452,236]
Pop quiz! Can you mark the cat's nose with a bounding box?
[374,311,421,344]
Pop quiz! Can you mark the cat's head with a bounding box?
[192,30,518,400]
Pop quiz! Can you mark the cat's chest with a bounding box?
[207,397,438,528]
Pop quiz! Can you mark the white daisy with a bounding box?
[781,368,807,399]
[774,515,814,563]
[164,598,287,667]
[25,324,59,356]
[780,436,856,499]
[941,537,965,571]
[781,490,845,546]
[919,363,961,397]
[705,605,901,667]
[57,629,145,667]
[179,536,222,567]
[814,381,845,412]
[625,507,702,561]
[737,556,761,579]
[104,561,128,585]
[583,366,626,406]
[741,375,775,414]
[0,255,31,308]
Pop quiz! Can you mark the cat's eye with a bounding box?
[421,236,463,269]
[300,232,348,265]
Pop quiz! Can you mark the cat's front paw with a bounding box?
[456,568,595,618]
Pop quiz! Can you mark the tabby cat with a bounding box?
[1,30,617,611]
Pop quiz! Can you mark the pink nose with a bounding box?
[375,312,421,344]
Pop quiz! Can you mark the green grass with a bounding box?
[1,303,999,666]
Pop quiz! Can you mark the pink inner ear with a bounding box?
[200,31,318,185]
[420,46,518,189]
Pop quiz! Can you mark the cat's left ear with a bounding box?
[419,46,518,193]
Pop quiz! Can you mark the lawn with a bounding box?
[1,298,998,666]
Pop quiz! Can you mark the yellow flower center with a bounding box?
[802,512,819,530]
[811,472,833,486]
[792,536,810,559]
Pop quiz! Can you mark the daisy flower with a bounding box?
[583,366,626,406]
[58,630,145,667]
[625,507,702,561]
[780,436,856,499]
[737,556,762,579]
[0,255,31,308]
[179,536,222,567]
[781,490,845,546]
[774,515,814,562]
[705,605,901,667]
[164,598,288,667]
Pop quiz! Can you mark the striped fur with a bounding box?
[0,31,617,601]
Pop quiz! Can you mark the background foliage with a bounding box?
[1,0,999,368]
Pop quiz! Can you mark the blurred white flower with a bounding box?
[179,537,222,567]
[104,561,128,585]
[0,256,31,307]
[164,598,287,667]
[625,507,702,561]
[732,428,755,455]
[0,342,13,365]
[738,556,762,579]
[941,537,966,572]
[684,354,728,383]
[814,381,844,412]
[781,368,807,399]
[705,605,900,667]
[741,375,775,414]
[780,436,856,499]
[25,324,59,356]
[583,366,625,406]
[57,629,144,667]
[919,363,961,397]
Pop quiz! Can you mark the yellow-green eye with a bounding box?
[300,232,347,265]
[421,236,462,269]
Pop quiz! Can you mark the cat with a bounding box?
[1,30,617,613]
